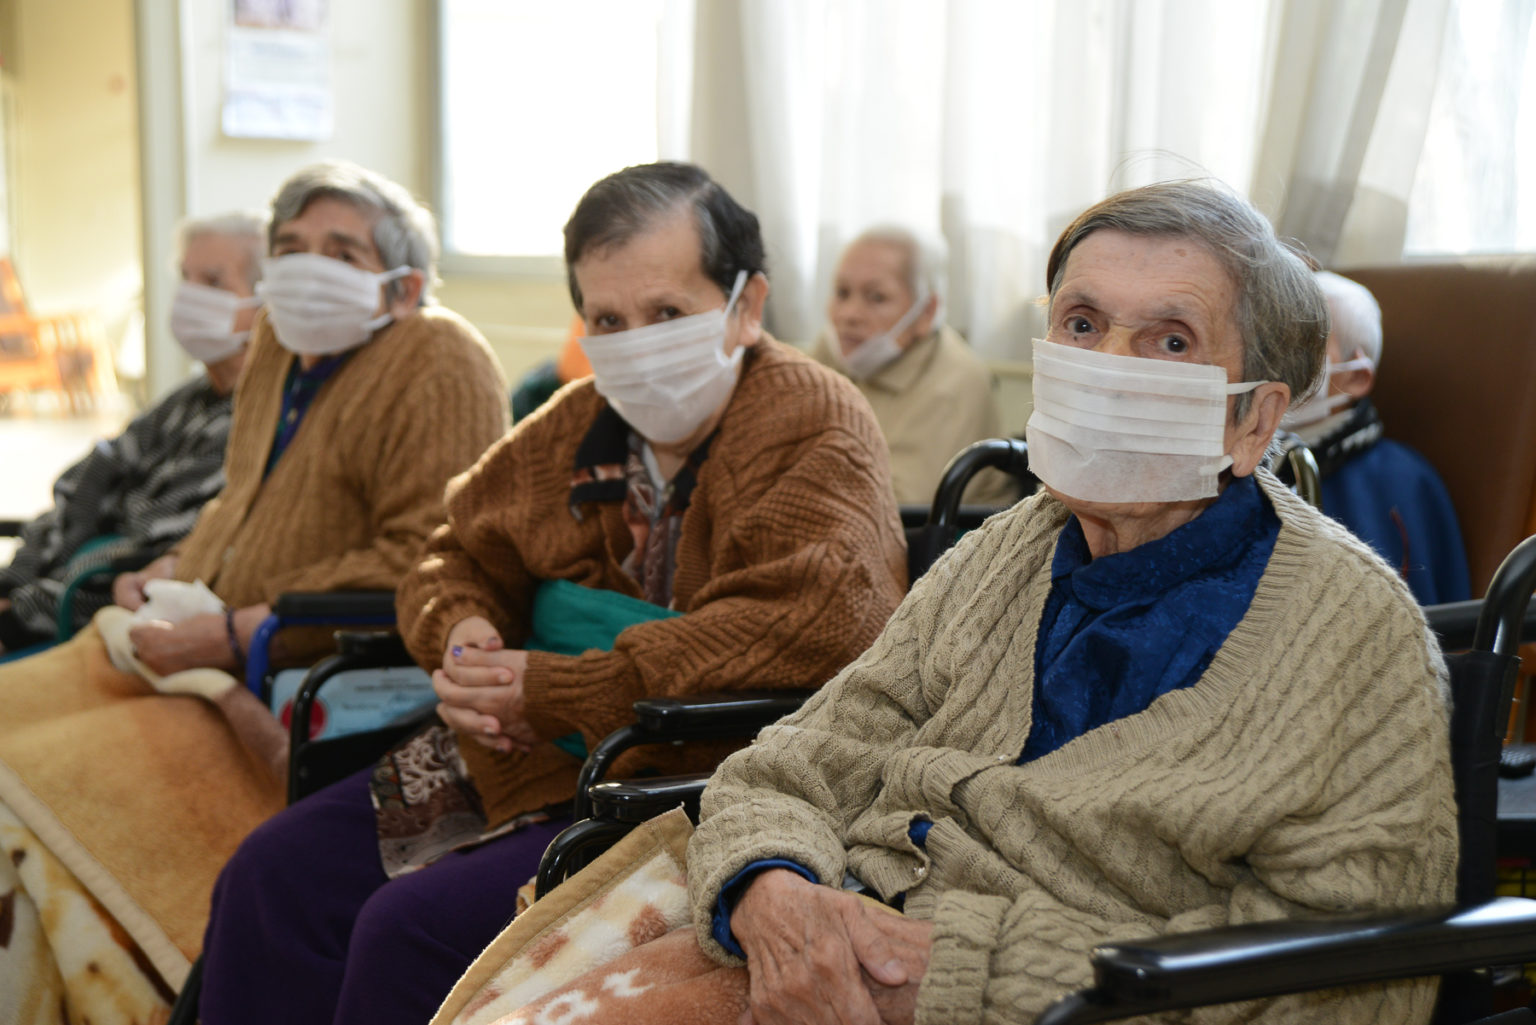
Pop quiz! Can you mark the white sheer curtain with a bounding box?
[683,0,1451,359]
[1253,0,1451,268]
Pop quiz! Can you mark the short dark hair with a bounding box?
[562,162,767,311]
[1046,180,1328,417]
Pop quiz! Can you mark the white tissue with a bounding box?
[132,578,226,624]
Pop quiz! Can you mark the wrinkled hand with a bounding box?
[732,869,933,1025]
[434,615,539,754]
[128,612,232,676]
[112,554,178,611]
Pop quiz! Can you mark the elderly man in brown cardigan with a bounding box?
[193,161,909,1025]
[0,160,509,1021]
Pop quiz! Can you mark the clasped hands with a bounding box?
[732,868,934,1025]
[433,615,540,754]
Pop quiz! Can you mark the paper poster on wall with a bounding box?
[221,0,333,141]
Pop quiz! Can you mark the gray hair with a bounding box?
[269,160,440,305]
[845,225,948,329]
[1315,270,1383,367]
[178,210,269,290]
[563,162,766,312]
[1045,180,1328,418]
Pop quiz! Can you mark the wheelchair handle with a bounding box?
[928,438,1032,530]
[1473,534,1536,657]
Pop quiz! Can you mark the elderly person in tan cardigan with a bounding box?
[0,160,508,1022]
[487,181,1456,1025]
[811,226,1013,507]
[192,161,908,1025]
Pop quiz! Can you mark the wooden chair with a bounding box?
[0,258,116,407]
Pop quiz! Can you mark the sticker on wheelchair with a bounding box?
[268,665,437,741]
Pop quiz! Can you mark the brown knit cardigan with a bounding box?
[175,306,510,617]
[396,338,909,827]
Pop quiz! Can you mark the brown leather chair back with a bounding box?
[1342,258,1536,594]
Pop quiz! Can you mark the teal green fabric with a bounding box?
[524,578,680,758]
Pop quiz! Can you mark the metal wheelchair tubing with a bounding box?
[1472,534,1536,657]
[571,723,650,822]
[927,438,1031,531]
[242,611,397,700]
[535,817,636,900]
[1282,444,1322,511]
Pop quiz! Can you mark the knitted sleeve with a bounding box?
[916,620,1456,1025]
[516,422,908,752]
[256,359,510,603]
[394,446,537,667]
[683,523,1000,961]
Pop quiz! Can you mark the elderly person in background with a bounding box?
[498,181,1455,1025]
[193,160,907,1025]
[1279,270,1469,604]
[0,211,265,655]
[811,226,1013,506]
[0,160,508,1023]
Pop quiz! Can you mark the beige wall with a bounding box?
[1,0,140,350]
[142,0,571,396]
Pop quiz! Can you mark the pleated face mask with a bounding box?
[1025,337,1266,503]
[580,270,748,444]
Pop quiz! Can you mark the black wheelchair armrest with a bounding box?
[588,774,708,824]
[0,518,24,537]
[1034,898,1536,1025]
[573,690,814,823]
[272,590,399,619]
[632,690,816,740]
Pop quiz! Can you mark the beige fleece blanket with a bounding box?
[0,801,175,1023]
[431,807,750,1025]
[0,615,285,990]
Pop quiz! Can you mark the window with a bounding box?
[436,0,689,271]
[1404,0,1536,255]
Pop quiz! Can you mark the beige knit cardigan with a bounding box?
[688,470,1458,1024]
[174,306,510,615]
[396,338,910,827]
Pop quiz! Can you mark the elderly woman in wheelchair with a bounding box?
[191,161,908,1025]
[0,160,511,1022]
[470,180,1458,1025]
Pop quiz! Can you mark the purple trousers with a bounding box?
[198,767,571,1025]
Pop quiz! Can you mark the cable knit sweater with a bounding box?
[173,306,510,616]
[688,470,1458,1024]
[396,338,909,828]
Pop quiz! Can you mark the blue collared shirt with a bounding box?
[264,353,351,478]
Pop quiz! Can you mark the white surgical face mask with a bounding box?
[836,291,930,381]
[1025,337,1266,504]
[1279,354,1373,431]
[169,280,261,364]
[579,270,749,444]
[256,253,412,357]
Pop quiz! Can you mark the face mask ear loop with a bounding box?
[723,269,749,318]
[882,289,933,344]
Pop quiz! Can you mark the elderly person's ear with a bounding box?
[1336,349,1374,399]
[385,269,427,318]
[733,272,771,348]
[1229,381,1292,478]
